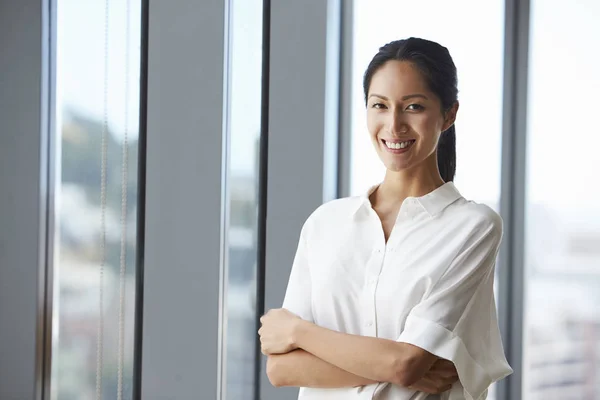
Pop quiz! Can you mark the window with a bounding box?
[524,0,600,397]
[223,0,263,398]
[52,0,142,398]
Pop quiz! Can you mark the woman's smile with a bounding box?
[381,138,416,154]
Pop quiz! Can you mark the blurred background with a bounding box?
[1,0,599,399]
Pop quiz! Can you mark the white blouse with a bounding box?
[282,182,512,400]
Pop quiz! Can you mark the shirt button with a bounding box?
[365,321,373,327]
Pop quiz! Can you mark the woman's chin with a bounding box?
[384,161,411,172]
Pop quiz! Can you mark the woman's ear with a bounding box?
[442,101,459,132]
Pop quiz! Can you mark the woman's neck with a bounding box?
[372,161,445,209]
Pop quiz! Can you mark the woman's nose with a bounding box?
[388,113,409,135]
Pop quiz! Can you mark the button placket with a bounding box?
[364,245,385,335]
[360,262,371,331]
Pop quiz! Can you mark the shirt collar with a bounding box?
[353,181,463,218]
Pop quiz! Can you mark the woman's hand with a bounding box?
[258,308,303,355]
[408,359,459,394]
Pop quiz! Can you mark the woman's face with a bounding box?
[366,60,457,173]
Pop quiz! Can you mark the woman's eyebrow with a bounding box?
[368,93,429,101]
[401,94,428,101]
[368,93,389,101]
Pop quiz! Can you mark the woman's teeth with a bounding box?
[385,140,413,149]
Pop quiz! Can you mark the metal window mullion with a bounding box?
[0,1,53,398]
[497,0,530,399]
[337,0,354,199]
[132,0,149,398]
[139,1,228,399]
[40,0,58,399]
[254,0,271,399]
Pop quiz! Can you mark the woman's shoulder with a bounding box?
[447,197,503,235]
[303,196,362,230]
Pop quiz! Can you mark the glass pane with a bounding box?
[52,1,142,399]
[224,0,263,398]
[524,1,600,398]
[350,2,505,398]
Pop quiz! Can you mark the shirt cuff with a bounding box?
[397,315,492,400]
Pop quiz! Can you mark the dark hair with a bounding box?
[363,37,458,182]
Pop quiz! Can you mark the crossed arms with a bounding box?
[259,309,458,394]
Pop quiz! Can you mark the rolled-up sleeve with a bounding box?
[397,214,513,400]
[282,224,314,322]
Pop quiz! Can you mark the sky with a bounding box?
[57,0,141,139]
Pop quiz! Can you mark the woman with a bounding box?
[258,37,512,400]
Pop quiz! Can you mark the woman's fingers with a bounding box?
[409,360,458,395]
[409,375,453,395]
[430,358,454,371]
[429,359,459,379]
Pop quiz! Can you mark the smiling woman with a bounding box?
[347,4,506,398]
[260,38,512,400]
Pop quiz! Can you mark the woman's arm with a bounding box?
[293,319,436,387]
[260,309,459,391]
[267,350,378,388]
[259,308,437,387]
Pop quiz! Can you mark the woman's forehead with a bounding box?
[369,61,431,96]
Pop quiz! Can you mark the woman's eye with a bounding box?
[371,103,386,109]
[406,104,424,111]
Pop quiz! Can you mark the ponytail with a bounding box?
[437,124,456,182]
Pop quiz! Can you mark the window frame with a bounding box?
[0,0,55,398]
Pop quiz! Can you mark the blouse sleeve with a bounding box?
[282,224,314,322]
[397,213,513,400]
